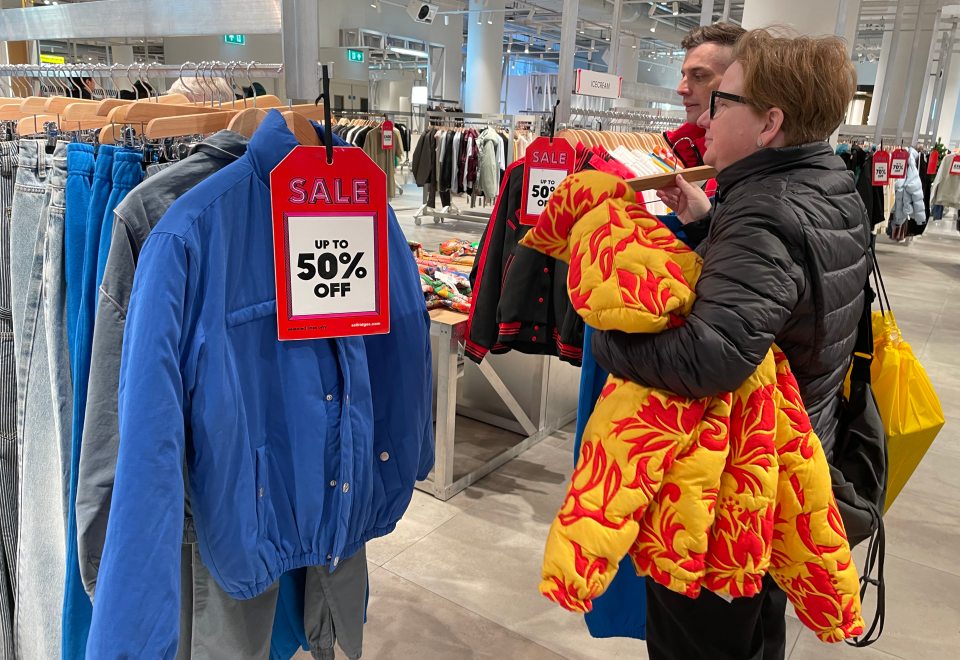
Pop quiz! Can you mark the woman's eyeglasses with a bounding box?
[710,90,750,119]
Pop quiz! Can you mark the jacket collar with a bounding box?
[189,130,249,162]
[246,110,349,186]
[665,122,706,167]
[715,142,839,200]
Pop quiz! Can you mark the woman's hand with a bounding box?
[657,174,712,225]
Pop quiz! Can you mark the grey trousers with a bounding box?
[305,546,367,660]
[0,140,19,660]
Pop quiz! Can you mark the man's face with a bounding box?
[676,43,734,123]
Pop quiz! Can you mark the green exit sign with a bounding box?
[224,34,246,45]
[347,49,364,63]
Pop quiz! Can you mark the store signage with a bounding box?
[271,146,390,340]
[521,136,575,226]
[889,148,909,179]
[224,34,246,45]
[872,150,890,186]
[951,156,960,176]
[40,54,65,64]
[381,120,394,150]
[927,150,939,174]
[347,49,365,63]
[574,69,622,100]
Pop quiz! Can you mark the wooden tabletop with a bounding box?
[429,308,469,326]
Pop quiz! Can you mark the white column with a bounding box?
[614,35,639,109]
[464,0,505,114]
[556,0,579,124]
[868,30,893,126]
[937,39,960,143]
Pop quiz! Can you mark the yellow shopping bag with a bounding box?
[870,310,945,510]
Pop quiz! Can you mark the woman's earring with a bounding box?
[756,137,765,148]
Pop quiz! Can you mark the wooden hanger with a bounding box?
[16,114,59,137]
[44,97,97,114]
[145,111,236,140]
[19,97,50,114]
[282,111,320,146]
[205,95,284,109]
[0,104,25,121]
[227,107,268,138]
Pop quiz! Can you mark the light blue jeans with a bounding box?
[10,139,64,660]
[43,143,73,527]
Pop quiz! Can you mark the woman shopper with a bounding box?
[591,28,870,660]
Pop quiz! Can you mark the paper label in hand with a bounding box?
[270,146,390,341]
[521,136,575,226]
[872,151,890,186]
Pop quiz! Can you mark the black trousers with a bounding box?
[645,575,788,660]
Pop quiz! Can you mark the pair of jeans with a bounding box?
[43,144,73,529]
[63,146,142,660]
[0,140,19,660]
[10,139,65,660]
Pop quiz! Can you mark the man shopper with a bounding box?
[665,22,746,170]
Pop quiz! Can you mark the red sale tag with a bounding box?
[382,120,394,151]
[927,150,939,175]
[951,156,960,176]
[270,146,390,341]
[521,136,575,225]
[872,150,890,186]
[889,148,908,179]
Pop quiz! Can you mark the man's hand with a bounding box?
[656,174,712,225]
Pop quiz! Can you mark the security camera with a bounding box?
[407,1,439,24]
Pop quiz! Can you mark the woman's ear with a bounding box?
[761,107,786,147]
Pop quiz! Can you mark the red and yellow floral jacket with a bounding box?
[520,171,864,643]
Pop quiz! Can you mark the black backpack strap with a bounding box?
[845,245,886,647]
[847,507,886,647]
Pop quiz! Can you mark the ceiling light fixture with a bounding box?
[525,43,530,53]
[648,4,656,17]
[672,2,679,16]
[389,46,429,58]
[650,24,657,32]
[487,14,493,24]
[444,15,449,25]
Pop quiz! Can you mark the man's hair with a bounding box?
[681,22,746,51]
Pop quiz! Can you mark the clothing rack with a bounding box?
[416,111,516,226]
[565,107,683,133]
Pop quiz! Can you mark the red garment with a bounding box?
[665,122,717,197]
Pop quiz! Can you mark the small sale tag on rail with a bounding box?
[889,148,908,179]
[521,136,574,226]
[270,146,390,341]
[872,150,890,186]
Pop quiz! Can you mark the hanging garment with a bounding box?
[0,139,18,660]
[75,131,308,660]
[10,139,65,660]
[64,144,94,365]
[466,160,584,366]
[932,153,960,208]
[476,128,502,199]
[918,151,934,222]
[891,147,926,227]
[525,171,864,643]
[62,147,143,660]
[411,128,437,187]
[87,110,433,657]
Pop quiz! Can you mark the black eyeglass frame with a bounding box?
[710,90,751,119]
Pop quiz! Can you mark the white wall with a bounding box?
[163,35,285,97]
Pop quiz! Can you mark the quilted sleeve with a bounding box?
[540,378,709,612]
[769,351,865,643]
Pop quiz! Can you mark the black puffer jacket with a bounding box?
[592,143,870,456]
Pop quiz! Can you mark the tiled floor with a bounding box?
[301,197,960,659]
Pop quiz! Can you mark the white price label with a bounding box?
[287,214,377,318]
[891,159,906,177]
[951,158,960,176]
[525,167,565,213]
[873,161,888,184]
